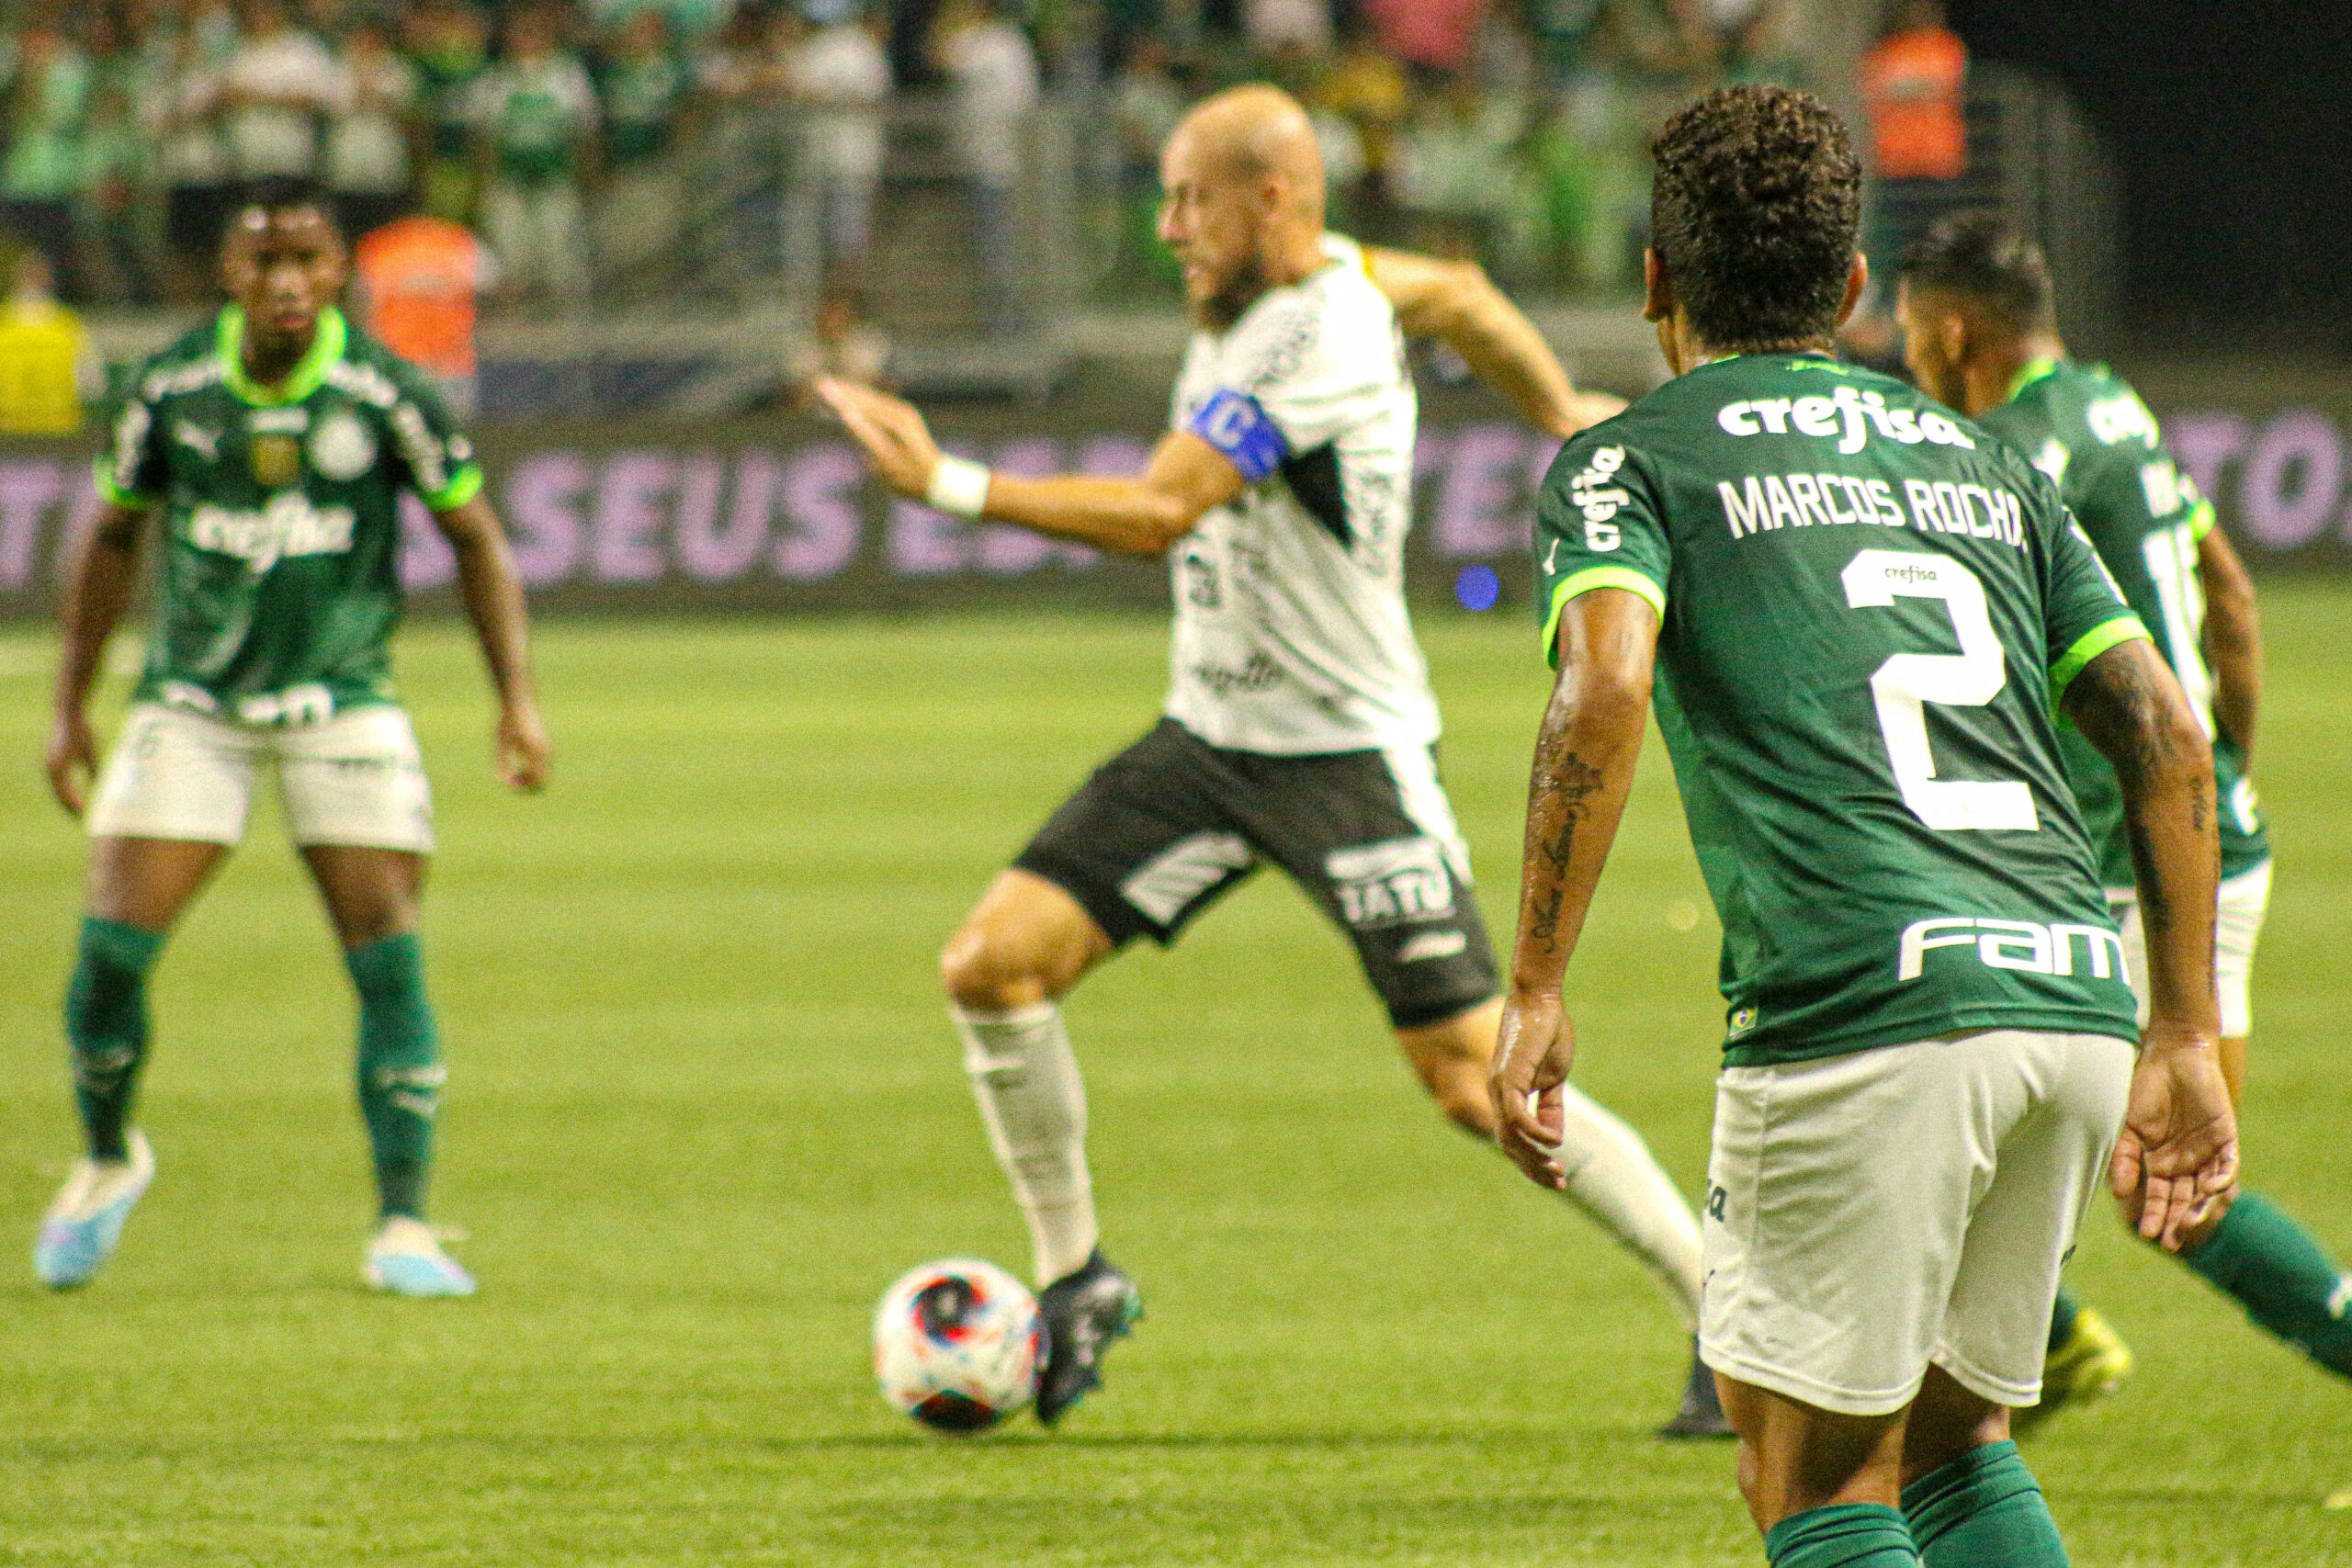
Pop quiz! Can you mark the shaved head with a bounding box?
[1170,85,1326,227]
[1158,85,1330,329]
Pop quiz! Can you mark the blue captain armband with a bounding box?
[1185,389,1289,482]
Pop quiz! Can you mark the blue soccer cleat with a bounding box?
[35,1131,155,1290]
[365,1217,478,1298]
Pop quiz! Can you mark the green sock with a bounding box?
[1762,1503,1920,1567]
[1901,1440,2068,1566]
[2183,1190,2352,1378]
[2045,1286,2081,1354]
[345,933,445,1222]
[64,917,166,1161]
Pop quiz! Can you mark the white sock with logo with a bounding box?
[1552,1083,1705,1328]
[952,1001,1099,1287]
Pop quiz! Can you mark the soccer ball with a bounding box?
[873,1258,1041,1432]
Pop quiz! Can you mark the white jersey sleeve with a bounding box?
[1161,235,1439,755]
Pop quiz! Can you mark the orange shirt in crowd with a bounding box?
[353,216,489,382]
[1860,25,1969,181]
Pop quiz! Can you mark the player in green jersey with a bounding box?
[1897,213,2352,1419]
[35,184,549,1297]
[1493,88,2235,1568]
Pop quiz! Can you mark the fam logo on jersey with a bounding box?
[187,493,357,573]
[1327,836,1454,929]
[1717,385,1976,457]
[1896,916,2129,984]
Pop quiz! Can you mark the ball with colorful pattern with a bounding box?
[873,1258,1042,1432]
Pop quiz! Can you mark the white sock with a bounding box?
[1552,1083,1705,1328]
[952,1001,1099,1287]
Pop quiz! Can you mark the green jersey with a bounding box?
[1978,359,2269,888]
[96,305,483,723]
[1534,353,2147,1066]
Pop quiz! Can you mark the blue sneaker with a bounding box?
[365,1217,476,1298]
[35,1131,154,1290]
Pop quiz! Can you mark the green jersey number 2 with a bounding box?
[1839,548,2040,832]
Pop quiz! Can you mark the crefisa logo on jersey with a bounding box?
[1326,836,1454,928]
[1718,385,1976,456]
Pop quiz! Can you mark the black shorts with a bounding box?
[1013,719,1501,1030]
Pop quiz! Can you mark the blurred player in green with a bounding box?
[1497,86,2236,1567]
[36,183,549,1297]
[1899,212,2352,1418]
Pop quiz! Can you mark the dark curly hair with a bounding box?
[1650,86,1860,352]
[1898,212,2057,334]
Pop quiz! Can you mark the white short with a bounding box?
[87,702,435,852]
[1700,1029,2133,1416]
[2112,858,2270,1038]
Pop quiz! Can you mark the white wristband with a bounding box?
[925,455,992,519]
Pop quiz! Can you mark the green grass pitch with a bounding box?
[0,583,2346,1566]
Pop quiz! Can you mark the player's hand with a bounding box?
[2111,1021,2239,1252]
[496,701,551,793]
[1553,392,1629,440]
[45,706,97,817]
[815,377,940,501]
[1492,989,1577,1190]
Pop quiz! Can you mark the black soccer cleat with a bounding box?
[1033,1247,1143,1426]
[1657,1339,1736,1439]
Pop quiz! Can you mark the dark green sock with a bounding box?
[1762,1503,1919,1567]
[2183,1190,2352,1378]
[64,917,166,1161]
[1902,1440,2068,1566]
[345,933,444,1222]
[2045,1286,2081,1354]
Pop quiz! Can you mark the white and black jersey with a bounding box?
[1162,232,1439,756]
[1006,235,1499,1027]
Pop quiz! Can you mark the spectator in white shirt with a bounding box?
[218,0,342,185]
[784,0,890,284]
[470,5,600,304]
[930,0,1035,331]
[324,16,419,241]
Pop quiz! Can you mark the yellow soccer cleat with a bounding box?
[2015,1305,2133,1435]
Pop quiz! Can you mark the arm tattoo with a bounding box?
[2065,640,2215,939]
[1525,750,1605,947]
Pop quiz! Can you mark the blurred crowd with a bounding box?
[0,0,1957,329]
[1096,0,1813,297]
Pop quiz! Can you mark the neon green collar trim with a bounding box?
[2005,355,2062,405]
[217,305,346,406]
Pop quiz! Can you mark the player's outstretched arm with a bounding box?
[433,496,550,792]
[2196,524,2262,764]
[46,502,149,816]
[817,378,1242,556]
[1362,246,1625,439]
[2063,636,2233,1250]
[1492,588,1657,1190]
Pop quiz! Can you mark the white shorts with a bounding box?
[1700,1029,2133,1416]
[87,702,435,852]
[2112,858,2270,1038]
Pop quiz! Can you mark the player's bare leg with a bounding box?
[1899,1368,2073,1563]
[37,836,229,1287]
[300,843,471,1296]
[1405,997,1723,1435]
[1715,1375,1920,1562]
[940,869,1136,1423]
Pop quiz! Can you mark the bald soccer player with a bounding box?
[823,85,1727,1431]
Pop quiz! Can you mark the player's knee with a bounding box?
[940,920,1057,1012]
